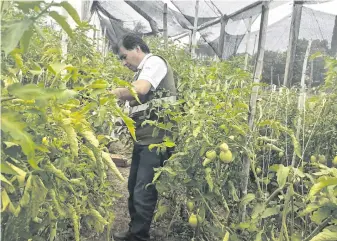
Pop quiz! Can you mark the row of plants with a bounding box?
[1,2,136,240]
[145,38,337,240]
[1,1,336,241]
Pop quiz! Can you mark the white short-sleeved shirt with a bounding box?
[136,54,167,90]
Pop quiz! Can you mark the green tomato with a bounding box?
[205,150,217,160]
[310,155,317,162]
[333,156,337,166]
[219,142,229,152]
[219,151,233,164]
[202,158,212,167]
[256,167,262,175]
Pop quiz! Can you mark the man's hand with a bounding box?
[111,79,152,101]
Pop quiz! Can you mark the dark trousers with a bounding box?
[128,144,171,240]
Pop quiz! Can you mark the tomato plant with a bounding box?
[1,2,135,240]
[146,37,337,240]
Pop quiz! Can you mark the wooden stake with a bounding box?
[244,17,253,71]
[283,2,303,87]
[308,59,313,91]
[278,74,280,86]
[241,1,270,222]
[331,16,337,57]
[218,15,228,59]
[191,0,199,59]
[103,27,107,56]
[291,40,311,166]
[61,6,68,61]
[271,65,274,86]
[163,3,168,49]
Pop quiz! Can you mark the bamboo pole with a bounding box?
[291,40,311,166]
[102,27,107,56]
[278,74,280,86]
[163,3,168,48]
[283,2,303,87]
[191,0,199,59]
[244,17,253,71]
[308,59,313,91]
[218,15,228,59]
[61,6,68,61]
[60,5,68,80]
[331,16,337,57]
[241,1,270,222]
[271,65,274,86]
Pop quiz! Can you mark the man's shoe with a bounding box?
[113,230,132,240]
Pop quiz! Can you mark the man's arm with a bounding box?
[111,79,152,101]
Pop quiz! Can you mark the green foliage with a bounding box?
[1,2,134,240]
[145,37,337,240]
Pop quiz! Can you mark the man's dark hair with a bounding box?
[118,33,150,54]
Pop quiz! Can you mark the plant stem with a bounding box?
[195,189,225,230]
[1,97,16,102]
[33,1,55,21]
[303,216,332,241]
[265,183,289,206]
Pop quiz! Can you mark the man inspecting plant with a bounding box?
[110,34,177,241]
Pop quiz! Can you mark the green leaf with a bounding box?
[163,137,175,148]
[29,70,42,76]
[300,203,320,216]
[115,108,136,141]
[60,1,81,25]
[101,151,125,181]
[228,180,239,202]
[1,112,35,158]
[30,176,48,218]
[204,168,213,192]
[3,141,19,148]
[154,200,169,221]
[28,159,41,170]
[310,51,323,61]
[240,193,255,206]
[10,51,24,70]
[48,62,71,75]
[161,166,177,176]
[20,26,34,53]
[0,162,20,175]
[261,206,280,218]
[1,17,33,55]
[49,11,73,38]
[193,125,201,137]
[61,124,78,157]
[309,177,337,198]
[90,79,109,89]
[223,231,230,241]
[251,203,265,219]
[312,207,332,224]
[255,230,263,241]
[56,89,77,103]
[16,1,43,13]
[0,174,14,187]
[148,143,160,151]
[8,83,44,100]
[152,169,163,183]
[277,164,290,188]
[310,229,337,241]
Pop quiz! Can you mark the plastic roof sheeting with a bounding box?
[90,0,337,59]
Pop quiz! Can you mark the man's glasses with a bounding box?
[119,54,127,60]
